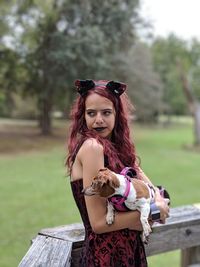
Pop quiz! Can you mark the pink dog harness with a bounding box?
[107,167,170,222]
[108,167,136,212]
[108,167,156,212]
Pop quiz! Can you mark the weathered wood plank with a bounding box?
[38,205,200,256]
[18,235,72,267]
[153,205,200,231]
[39,223,84,243]
[19,205,200,267]
[39,205,200,238]
[145,220,200,256]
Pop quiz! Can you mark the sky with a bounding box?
[140,0,200,41]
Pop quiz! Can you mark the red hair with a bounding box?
[66,80,138,173]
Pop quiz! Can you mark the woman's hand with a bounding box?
[154,188,170,223]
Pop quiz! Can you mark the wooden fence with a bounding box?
[19,204,200,267]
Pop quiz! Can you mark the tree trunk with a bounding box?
[194,103,200,145]
[38,97,52,135]
[177,60,200,146]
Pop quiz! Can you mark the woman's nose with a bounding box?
[95,113,104,124]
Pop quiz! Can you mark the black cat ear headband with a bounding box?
[75,79,127,97]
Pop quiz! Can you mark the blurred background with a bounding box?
[0,0,200,266]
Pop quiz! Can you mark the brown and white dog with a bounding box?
[83,168,155,243]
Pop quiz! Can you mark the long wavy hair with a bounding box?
[66,80,138,174]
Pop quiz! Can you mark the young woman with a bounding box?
[67,80,169,267]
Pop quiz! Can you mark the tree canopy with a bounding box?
[12,0,143,134]
[4,1,200,135]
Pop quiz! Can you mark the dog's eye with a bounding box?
[92,181,97,188]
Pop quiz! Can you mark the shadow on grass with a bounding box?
[0,118,68,155]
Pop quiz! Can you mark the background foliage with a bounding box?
[1,0,200,132]
[0,0,163,129]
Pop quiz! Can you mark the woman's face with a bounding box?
[85,93,116,138]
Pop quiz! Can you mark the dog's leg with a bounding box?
[139,202,152,244]
[106,201,115,225]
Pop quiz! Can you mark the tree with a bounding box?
[0,48,21,116]
[0,1,21,116]
[151,34,200,146]
[177,39,200,146]
[111,42,163,122]
[15,0,141,134]
[151,34,189,115]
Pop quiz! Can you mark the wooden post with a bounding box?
[181,246,200,267]
[181,204,200,267]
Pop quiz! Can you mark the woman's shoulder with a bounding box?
[77,138,103,158]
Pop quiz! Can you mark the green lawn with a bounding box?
[0,120,199,267]
[133,123,200,267]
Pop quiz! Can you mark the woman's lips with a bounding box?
[93,127,107,132]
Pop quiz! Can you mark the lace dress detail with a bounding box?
[70,179,148,267]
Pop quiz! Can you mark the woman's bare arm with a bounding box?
[78,138,143,234]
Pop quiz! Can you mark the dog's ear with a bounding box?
[99,181,115,197]
[109,173,120,188]
[99,168,108,172]
[98,168,120,188]
[98,168,108,176]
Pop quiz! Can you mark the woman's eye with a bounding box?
[87,111,95,117]
[103,111,112,116]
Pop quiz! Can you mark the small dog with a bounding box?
[83,168,156,243]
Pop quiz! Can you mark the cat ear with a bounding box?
[106,81,126,96]
[75,79,95,96]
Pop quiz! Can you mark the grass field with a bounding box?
[0,118,199,267]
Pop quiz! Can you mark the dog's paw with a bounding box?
[106,201,114,225]
[106,214,114,225]
[106,216,114,224]
[142,232,150,244]
[141,224,152,244]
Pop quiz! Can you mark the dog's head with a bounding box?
[82,168,120,198]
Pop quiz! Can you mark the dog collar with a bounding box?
[120,167,137,178]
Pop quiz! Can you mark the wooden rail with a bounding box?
[19,204,200,267]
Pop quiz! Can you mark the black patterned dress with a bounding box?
[70,179,148,267]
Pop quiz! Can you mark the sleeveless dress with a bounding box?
[70,179,148,267]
